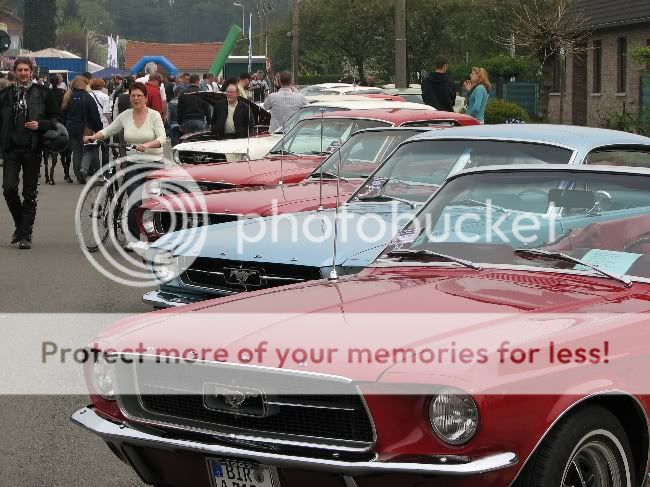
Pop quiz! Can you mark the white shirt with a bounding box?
[90,89,111,128]
[102,108,167,157]
[136,74,167,102]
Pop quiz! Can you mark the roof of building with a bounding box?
[0,9,23,25]
[575,0,650,29]
[125,41,223,72]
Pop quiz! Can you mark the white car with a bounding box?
[299,83,354,96]
[171,99,435,164]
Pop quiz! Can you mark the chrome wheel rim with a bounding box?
[561,440,622,487]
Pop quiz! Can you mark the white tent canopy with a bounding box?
[26,48,104,72]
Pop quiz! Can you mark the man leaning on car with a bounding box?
[177,74,212,135]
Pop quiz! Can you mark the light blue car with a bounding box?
[144,125,650,308]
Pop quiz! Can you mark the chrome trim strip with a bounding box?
[72,407,518,475]
[266,401,357,412]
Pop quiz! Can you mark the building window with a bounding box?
[617,37,627,93]
[593,40,602,93]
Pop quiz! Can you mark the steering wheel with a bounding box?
[623,234,650,253]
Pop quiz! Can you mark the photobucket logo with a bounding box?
[74,157,207,287]
[235,201,419,253]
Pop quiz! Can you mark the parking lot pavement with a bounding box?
[0,156,160,486]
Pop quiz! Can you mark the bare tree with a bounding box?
[503,0,591,120]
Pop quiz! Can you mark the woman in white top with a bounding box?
[84,78,113,176]
[84,82,166,242]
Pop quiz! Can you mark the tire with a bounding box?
[514,405,635,487]
[109,191,129,249]
[76,181,111,252]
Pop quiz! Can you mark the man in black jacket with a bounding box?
[177,74,212,135]
[0,58,61,249]
[212,82,255,139]
[422,55,456,112]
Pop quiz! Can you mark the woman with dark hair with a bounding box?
[62,76,102,183]
[84,82,166,245]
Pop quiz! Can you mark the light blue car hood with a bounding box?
[153,202,419,268]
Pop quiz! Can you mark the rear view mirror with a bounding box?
[548,189,596,209]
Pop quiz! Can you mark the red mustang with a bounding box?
[138,126,431,241]
[142,109,479,200]
[73,166,650,487]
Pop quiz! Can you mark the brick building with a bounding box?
[125,41,223,75]
[0,9,23,52]
[548,0,650,127]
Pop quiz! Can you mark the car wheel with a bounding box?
[514,405,635,487]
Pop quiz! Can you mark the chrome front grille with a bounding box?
[115,358,375,449]
[178,151,227,164]
[153,212,239,235]
[180,257,323,293]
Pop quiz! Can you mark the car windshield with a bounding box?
[351,140,574,204]
[307,129,425,180]
[378,170,650,281]
[275,106,350,133]
[269,118,391,156]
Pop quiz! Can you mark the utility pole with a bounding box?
[291,0,299,78]
[394,0,407,88]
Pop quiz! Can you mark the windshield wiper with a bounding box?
[356,194,416,209]
[269,149,301,157]
[387,249,482,270]
[513,248,632,288]
[454,199,509,214]
[310,171,350,182]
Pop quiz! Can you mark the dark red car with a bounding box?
[73,165,650,487]
[142,109,479,201]
[138,126,432,242]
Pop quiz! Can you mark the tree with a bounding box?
[299,0,393,80]
[23,0,57,51]
[506,0,590,120]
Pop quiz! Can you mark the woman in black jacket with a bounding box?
[212,82,255,139]
[43,75,70,184]
[62,76,102,183]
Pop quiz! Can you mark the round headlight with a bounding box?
[172,149,181,163]
[91,353,116,401]
[142,210,155,234]
[150,250,178,282]
[144,179,162,198]
[429,387,479,445]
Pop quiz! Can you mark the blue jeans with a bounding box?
[181,119,207,135]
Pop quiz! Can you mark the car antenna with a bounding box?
[279,117,286,185]
[246,102,251,160]
[329,123,344,281]
[318,108,325,211]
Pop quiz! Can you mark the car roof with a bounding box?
[308,99,432,110]
[448,163,650,182]
[408,124,650,149]
[316,108,474,124]
[386,88,423,95]
[347,126,434,136]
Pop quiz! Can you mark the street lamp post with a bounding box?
[234,3,245,38]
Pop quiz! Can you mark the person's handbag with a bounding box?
[82,91,95,137]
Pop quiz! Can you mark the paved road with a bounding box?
[0,158,158,486]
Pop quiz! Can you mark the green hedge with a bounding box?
[296,75,341,85]
[485,99,530,124]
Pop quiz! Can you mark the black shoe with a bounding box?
[18,237,32,250]
[65,175,74,183]
[11,229,21,245]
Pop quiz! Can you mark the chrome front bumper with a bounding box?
[142,290,194,308]
[71,407,518,476]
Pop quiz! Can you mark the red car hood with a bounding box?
[148,179,361,216]
[98,269,650,388]
[149,156,323,186]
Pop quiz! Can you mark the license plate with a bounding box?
[207,458,278,487]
